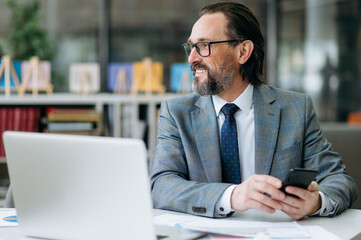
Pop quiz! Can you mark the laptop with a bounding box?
[3,131,156,240]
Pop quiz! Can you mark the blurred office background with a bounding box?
[0,0,360,121]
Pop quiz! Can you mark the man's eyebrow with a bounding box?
[187,38,209,43]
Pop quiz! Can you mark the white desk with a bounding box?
[227,208,361,240]
[0,208,360,240]
[154,208,361,240]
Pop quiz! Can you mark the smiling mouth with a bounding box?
[196,69,207,74]
[191,63,208,76]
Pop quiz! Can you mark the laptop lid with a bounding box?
[3,131,156,240]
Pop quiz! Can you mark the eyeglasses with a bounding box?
[182,40,242,57]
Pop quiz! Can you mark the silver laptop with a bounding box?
[3,131,156,240]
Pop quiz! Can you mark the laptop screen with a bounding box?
[4,131,156,240]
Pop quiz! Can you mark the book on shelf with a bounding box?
[0,108,6,157]
[43,130,100,136]
[46,122,94,132]
[46,107,100,122]
[44,107,101,136]
[0,107,41,158]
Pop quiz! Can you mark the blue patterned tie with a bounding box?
[221,103,241,184]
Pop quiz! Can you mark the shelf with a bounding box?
[0,92,180,162]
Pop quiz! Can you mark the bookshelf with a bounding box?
[0,93,178,163]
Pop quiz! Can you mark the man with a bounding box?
[150,2,357,219]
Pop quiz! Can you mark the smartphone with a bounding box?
[281,168,318,193]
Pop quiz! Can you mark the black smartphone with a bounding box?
[281,168,318,193]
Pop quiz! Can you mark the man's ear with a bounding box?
[238,40,254,65]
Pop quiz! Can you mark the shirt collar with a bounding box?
[212,84,254,117]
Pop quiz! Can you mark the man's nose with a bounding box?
[187,47,202,64]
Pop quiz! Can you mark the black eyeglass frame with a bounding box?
[182,39,243,57]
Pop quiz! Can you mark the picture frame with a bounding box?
[132,58,164,94]
[69,63,100,94]
[108,63,133,93]
[0,60,21,90]
[170,63,193,93]
[21,60,51,91]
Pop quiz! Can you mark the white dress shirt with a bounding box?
[211,84,336,217]
[213,84,255,182]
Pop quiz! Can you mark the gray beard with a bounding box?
[192,62,235,96]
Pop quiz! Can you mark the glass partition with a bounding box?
[0,0,360,121]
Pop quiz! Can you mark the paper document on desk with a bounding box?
[154,213,309,239]
[0,209,18,227]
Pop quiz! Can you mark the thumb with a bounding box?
[307,181,319,192]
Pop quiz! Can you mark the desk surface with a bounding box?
[0,208,360,240]
[154,208,361,240]
[226,208,361,240]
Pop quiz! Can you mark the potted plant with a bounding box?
[5,0,54,60]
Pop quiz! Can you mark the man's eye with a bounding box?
[197,43,208,49]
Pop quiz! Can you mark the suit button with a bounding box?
[192,206,206,214]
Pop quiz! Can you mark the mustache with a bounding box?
[191,63,209,73]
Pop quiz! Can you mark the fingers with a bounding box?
[254,180,285,200]
[284,186,307,199]
[279,191,309,220]
[231,174,322,220]
[284,181,319,200]
[279,182,321,219]
[307,181,319,191]
[254,174,283,189]
[251,175,285,201]
[230,175,285,213]
[279,202,304,220]
[280,195,314,220]
[246,195,280,213]
[231,185,282,213]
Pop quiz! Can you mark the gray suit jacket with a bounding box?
[150,84,357,218]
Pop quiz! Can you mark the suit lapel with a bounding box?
[191,96,222,182]
[253,85,281,175]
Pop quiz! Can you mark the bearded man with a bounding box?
[150,2,357,219]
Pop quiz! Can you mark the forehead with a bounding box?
[188,12,228,42]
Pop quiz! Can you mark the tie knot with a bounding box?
[221,103,239,117]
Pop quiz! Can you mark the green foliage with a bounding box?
[5,0,55,60]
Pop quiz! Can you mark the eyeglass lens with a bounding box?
[183,42,210,57]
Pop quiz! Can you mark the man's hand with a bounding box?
[279,181,321,220]
[230,174,286,213]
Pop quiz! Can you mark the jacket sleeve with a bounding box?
[303,95,357,215]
